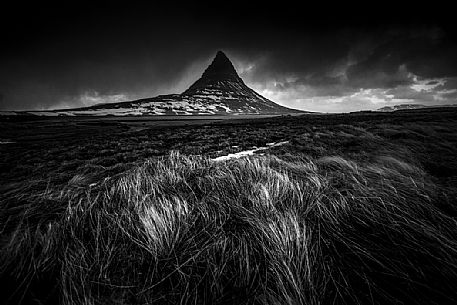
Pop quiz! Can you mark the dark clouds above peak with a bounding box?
[1,1,457,112]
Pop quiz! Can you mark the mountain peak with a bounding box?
[202,50,239,80]
[183,51,243,95]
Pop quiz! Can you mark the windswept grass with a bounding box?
[2,152,457,304]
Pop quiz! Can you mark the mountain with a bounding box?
[180,51,289,113]
[6,51,302,116]
[378,104,457,112]
[377,104,427,112]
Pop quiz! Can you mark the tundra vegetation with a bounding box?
[1,108,457,304]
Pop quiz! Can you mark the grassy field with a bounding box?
[1,108,457,304]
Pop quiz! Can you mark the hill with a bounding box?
[3,51,302,116]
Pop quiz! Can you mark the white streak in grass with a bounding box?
[213,141,289,161]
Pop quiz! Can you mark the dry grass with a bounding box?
[2,151,457,304]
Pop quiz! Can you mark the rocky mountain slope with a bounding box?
[5,51,302,116]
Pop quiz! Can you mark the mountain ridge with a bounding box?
[5,51,303,116]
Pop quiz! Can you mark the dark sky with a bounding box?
[1,1,456,112]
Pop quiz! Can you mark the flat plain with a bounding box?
[1,108,457,304]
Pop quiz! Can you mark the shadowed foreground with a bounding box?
[1,152,457,304]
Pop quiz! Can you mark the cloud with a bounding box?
[0,20,456,112]
[384,85,437,103]
[239,27,457,112]
[54,91,130,109]
[0,47,216,110]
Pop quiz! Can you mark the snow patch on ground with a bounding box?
[213,141,289,161]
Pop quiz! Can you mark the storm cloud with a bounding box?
[1,1,456,112]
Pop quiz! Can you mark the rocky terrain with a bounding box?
[2,51,302,116]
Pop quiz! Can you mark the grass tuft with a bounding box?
[1,152,457,304]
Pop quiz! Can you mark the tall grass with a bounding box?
[1,152,457,304]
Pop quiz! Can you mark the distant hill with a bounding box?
[2,51,303,117]
[378,103,457,112]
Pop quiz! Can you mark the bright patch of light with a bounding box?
[411,78,445,92]
[237,63,256,75]
[434,88,457,101]
[78,91,128,106]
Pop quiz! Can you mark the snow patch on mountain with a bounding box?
[3,51,303,117]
